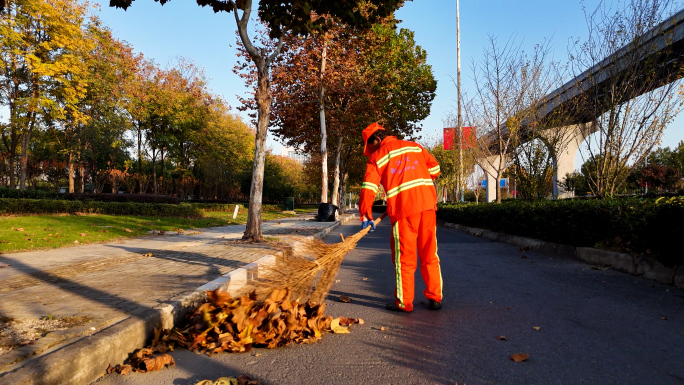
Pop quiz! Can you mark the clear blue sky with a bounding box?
[93,0,683,163]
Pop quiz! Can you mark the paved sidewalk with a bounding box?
[0,211,356,384]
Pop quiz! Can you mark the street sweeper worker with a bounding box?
[359,122,443,312]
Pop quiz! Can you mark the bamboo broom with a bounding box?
[247,212,387,304]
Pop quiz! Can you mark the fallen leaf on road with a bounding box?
[533,326,541,331]
[661,317,668,320]
[357,318,365,325]
[338,317,360,326]
[362,277,368,281]
[197,375,260,385]
[518,246,529,252]
[0,264,9,268]
[330,318,350,334]
[124,229,132,233]
[521,255,527,259]
[380,326,387,332]
[510,353,530,362]
[143,253,154,257]
[107,363,133,375]
[339,295,352,303]
[138,354,175,372]
[496,335,508,340]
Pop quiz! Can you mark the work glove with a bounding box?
[362,219,376,232]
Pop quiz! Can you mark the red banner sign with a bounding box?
[443,127,476,150]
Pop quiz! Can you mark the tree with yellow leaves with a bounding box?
[0,0,92,190]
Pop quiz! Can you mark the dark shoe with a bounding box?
[385,302,412,313]
[427,299,442,310]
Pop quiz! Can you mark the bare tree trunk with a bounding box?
[243,64,271,241]
[331,136,342,206]
[232,0,284,241]
[8,157,16,189]
[67,152,74,194]
[319,42,329,203]
[79,162,85,193]
[137,125,143,194]
[160,147,164,193]
[339,170,348,213]
[19,131,29,190]
[152,146,157,195]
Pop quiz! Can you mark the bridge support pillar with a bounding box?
[482,155,510,203]
[548,123,597,199]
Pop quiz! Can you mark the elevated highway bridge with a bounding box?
[481,9,684,201]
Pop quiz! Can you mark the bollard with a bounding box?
[233,204,240,219]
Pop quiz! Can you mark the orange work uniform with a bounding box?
[359,135,443,312]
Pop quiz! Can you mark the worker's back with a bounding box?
[366,136,440,222]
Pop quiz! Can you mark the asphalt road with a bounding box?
[94,217,684,385]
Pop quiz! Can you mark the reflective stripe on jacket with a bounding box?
[359,136,440,222]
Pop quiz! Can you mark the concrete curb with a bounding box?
[0,215,352,385]
[441,221,684,290]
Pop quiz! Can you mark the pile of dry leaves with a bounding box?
[108,288,360,375]
[176,288,360,355]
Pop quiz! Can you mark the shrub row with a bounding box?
[191,203,302,212]
[61,193,181,204]
[0,187,60,200]
[437,197,683,266]
[0,198,202,218]
[0,188,181,204]
[191,203,249,212]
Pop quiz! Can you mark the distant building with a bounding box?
[281,146,309,164]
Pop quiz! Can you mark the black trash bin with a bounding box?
[317,202,338,222]
[284,197,294,211]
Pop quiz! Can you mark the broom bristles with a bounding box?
[244,213,386,303]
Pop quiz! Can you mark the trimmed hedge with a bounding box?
[191,203,249,212]
[437,197,683,266]
[0,187,60,200]
[0,198,202,218]
[61,193,180,204]
[191,203,297,212]
[0,188,181,204]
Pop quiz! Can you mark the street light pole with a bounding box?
[457,0,464,202]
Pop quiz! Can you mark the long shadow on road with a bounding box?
[94,216,684,385]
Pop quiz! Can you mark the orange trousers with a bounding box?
[389,209,443,311]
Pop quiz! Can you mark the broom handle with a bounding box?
[373,212,387,225]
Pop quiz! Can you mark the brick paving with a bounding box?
[0,213,343,370]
